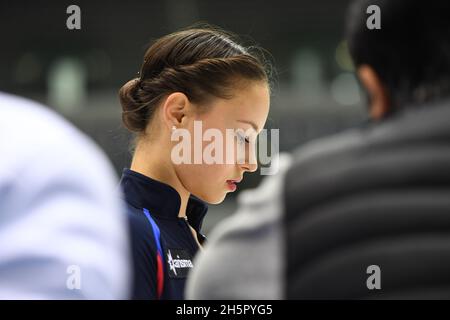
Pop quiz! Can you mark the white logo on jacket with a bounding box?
[167,250,194,276]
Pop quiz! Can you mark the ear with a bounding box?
[161,92,191,130]
[357,65,391,120]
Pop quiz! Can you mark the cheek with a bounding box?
[172,119,240,204]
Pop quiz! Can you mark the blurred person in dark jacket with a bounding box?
[187,0,450,299]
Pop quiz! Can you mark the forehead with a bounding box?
[204,82,270,132]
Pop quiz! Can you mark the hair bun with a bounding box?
[119,78,148,133]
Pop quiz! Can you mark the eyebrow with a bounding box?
[237,120,259,132]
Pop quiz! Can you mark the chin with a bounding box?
[197,192,227,205]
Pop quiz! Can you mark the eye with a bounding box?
[236,132,250,144]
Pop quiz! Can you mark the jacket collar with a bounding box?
[119,168,208,232]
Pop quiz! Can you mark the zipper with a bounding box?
[179,216,202,250]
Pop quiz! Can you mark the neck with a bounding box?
[130,139,190,218]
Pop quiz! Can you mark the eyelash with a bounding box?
[237,133,250,144]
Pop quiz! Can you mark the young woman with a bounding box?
[118,26,271,299]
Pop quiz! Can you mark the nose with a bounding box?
[241,162,258,173]
[240,157,258,173]
[239,141,258,172]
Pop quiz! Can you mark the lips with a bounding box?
[226,178,242,192]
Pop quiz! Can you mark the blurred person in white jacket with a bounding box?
[0,92,130,299]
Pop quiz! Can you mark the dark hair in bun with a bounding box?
[119,24,270,134]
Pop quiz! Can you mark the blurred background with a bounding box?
[0,0,367,233]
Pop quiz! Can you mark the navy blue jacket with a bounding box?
[119,169,208,300]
